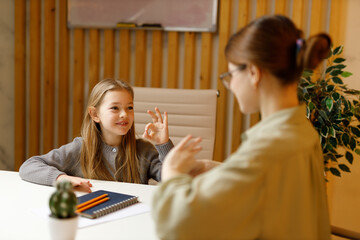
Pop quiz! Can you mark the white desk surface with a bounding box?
[0,170,159,240]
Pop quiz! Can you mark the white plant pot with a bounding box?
[48,215,78,240]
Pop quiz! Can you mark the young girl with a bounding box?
[151,15,331,239]
[19,78,173,192]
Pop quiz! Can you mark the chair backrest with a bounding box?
[133,87,218,160]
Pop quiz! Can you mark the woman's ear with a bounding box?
[248,63,261,89]
[89,107,100,123]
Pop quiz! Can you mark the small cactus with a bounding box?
[49,180,78,218]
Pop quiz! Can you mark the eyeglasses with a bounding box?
[219,64,247,89]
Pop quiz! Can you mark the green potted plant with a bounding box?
[48,180,78,240]
[298,45,360,178]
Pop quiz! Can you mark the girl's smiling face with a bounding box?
[91,89,134,146]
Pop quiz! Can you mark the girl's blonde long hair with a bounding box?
[80,78,141,183]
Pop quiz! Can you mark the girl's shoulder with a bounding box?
[61,137,84,150]
[71,137,84,145]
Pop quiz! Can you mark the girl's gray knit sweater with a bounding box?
[19,137,173,185]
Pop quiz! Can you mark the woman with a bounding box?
[151,15,331,239]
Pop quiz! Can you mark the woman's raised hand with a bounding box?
[142,107,169,145]
[162,135,202,181]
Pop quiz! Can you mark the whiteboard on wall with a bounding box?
[68,0,218,32]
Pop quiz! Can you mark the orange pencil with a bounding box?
[76,193,108,209]
[76,197,110,213]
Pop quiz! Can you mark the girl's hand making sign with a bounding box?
[142,107,169,145]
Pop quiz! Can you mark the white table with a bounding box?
[0,170,159,240]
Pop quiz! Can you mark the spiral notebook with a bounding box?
[77,190,138,219]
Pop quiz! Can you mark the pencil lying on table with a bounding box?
[76,193,110,213]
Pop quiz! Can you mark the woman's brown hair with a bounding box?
[79,78,141,183]
[225,15,331,85]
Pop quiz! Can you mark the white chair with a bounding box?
[133,87,218,160]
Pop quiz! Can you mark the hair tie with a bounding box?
[296,38,305,55]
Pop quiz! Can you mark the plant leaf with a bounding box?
[302,69,313,78]
[350,126,360,137]
[306,106,310,119]
[334,64,346,70]
[344,89,360,94]
[350,137,356,150]
[326,85,335,92]
[333,46,343,55]
[319,110,329,122]
[332,92,340,101]
[332,77,343,84]
[326,97,333,111]
[308,101,315,111]
[329,137,337,148]
[342,119,350,127]
[329,127,336,137]
[355,149,360,155]
[321,126,329,137]
[305,84,316,89]
[338,164,351,172]
[326,66,334,74]
[345,151,353,164]
[342,133,350,146]
[330,167,341,177]
[341,71,353,77]
[330,70,343,76]
[333,57,345,63]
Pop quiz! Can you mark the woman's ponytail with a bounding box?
[302,33,332,70]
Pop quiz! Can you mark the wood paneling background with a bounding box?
[14,0,347,169]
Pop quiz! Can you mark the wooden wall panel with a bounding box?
[58,0,70,147]
[134,30,147,87]
[72,29,85,138]
[14,0,348,169]
[14,0,26,170]
[274,0,288,15]
[329,0,348,47]
[214,0,232,162]
[43,0,56,154]
[183,32,196,89]
[103,29,115,78]
[231,0,250,153]
[167,32,179,88]
[200,32,212,89]
[256,0,270,17]
[88,29,100,92]
[119,29,131,82]
[292,0,307,30]
[28,0,41,157]
[151,30,163,88]
[309,0,327,35]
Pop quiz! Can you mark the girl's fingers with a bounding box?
[163,112,168,126]
[146,124,157,136]
[147,110,158,123]
[143,123,153,138]
[155,107,163,123]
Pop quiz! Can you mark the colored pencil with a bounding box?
[76,197,110,213]
[76,193,108,209]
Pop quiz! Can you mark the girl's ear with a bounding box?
[89,106,100,123]
[248,63,261,89]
